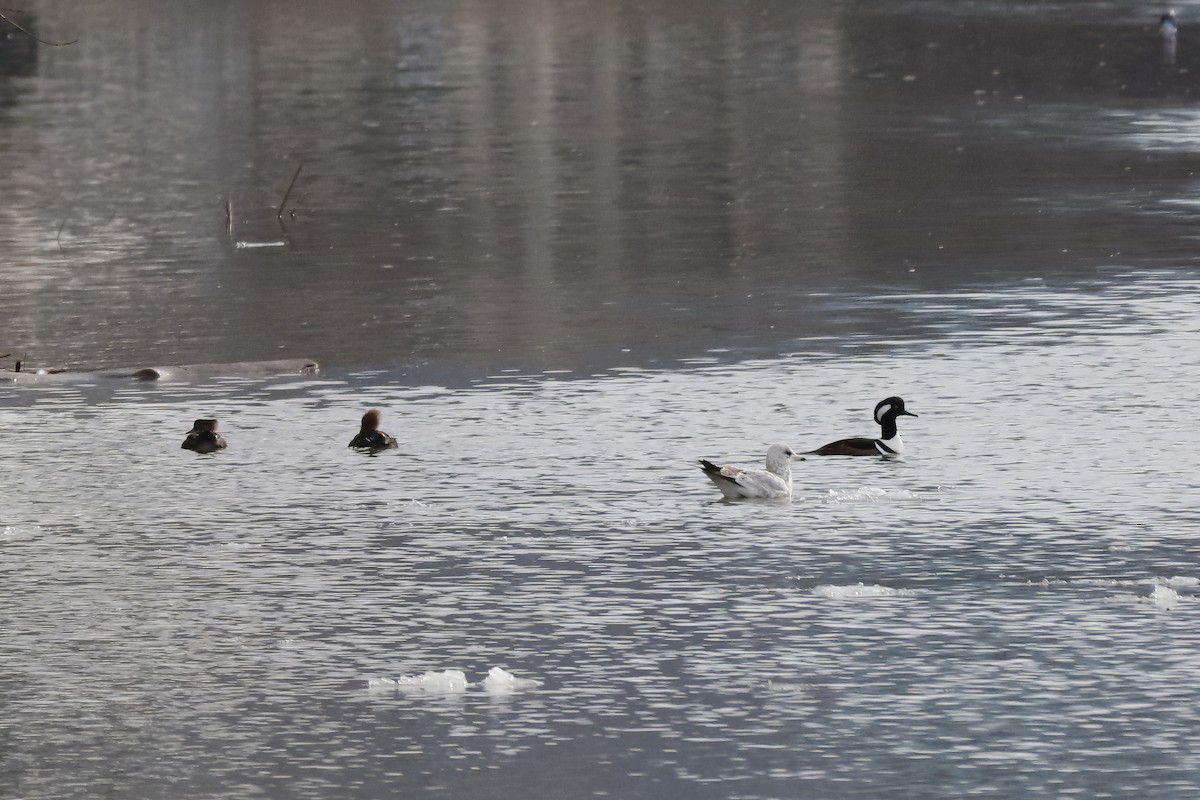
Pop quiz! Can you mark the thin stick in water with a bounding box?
[277,162,303,220]
[0,9,79,46]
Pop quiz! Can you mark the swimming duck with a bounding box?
[803,397,918,457]
[182,418,227,453]
[349,409,398,450]
[699,443,796,499]
[1161,10,1178,41]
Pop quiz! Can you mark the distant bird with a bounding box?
[699,443,796,500]
[349,409,398,451]
[802,397,918,458]
[1161,9,1179,41]
[1161,10,1179,65]
[181,419,227,453]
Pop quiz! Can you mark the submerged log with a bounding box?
[1,358,319,384]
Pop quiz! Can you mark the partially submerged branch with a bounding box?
[277,162,303,220]
[0,8,79,46]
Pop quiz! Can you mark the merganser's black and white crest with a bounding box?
[803,397,918,458]
[699,443,796,500]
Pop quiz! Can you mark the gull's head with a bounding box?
[766,443,796,467]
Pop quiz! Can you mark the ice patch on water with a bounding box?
[1031,575,1198,609]
[1035,576,1198,591]
[812,583,911,600]
[1145,585,1190,609]
[1,524,40,541]
[367,677,400,692]
[369,667,540,694]
[394,669,470,692]
[823,487,924,504]
[481,666,542,694]
[366,670,469,693]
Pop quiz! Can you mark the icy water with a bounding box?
[5,0,1200,797]
[5,271,1200,799]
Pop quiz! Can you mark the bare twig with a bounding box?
[277,162,303,220]
[225,198,233,239]
[0,9,78,46]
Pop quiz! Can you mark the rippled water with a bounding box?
[5,269,1200,799]
[6,0,1200,796]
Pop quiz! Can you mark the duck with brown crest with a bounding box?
[349,409,398,451]
[182,419,228,454]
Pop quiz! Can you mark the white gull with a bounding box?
[699,443,796,500]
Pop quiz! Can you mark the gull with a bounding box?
[699,444,796,499]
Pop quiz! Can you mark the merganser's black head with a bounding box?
[874,397,917,424]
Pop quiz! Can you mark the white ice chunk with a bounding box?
[394,669,470,693]
[1148,585,1188,609]
[481,667,542,694]
[824,487,923,504]
[812,583,910,600]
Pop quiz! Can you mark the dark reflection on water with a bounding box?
[1,0,1199,376]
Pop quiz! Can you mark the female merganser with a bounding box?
[803,397,918,457]
[182,419,227,453]
[349,409,398,450]
[699,443,796,499]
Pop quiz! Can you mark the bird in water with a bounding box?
[1161,9,1179,66]
[1161,9,1179,41]
[802,397,918,458]
[349,409,398,451]
[699,443,796,500]
[181,419,227,453]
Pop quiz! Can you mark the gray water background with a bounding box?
[4,1,1200,798]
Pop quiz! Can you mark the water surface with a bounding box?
[4,1,1200,798]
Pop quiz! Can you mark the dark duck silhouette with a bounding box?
[181,419,227,453]
[349,409,398,451]
[803,397,918,457]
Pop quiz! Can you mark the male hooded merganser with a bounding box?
[699,443,797,499]
[349,409,398,450]
[182,418,227,453]
[803,397,918,457]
